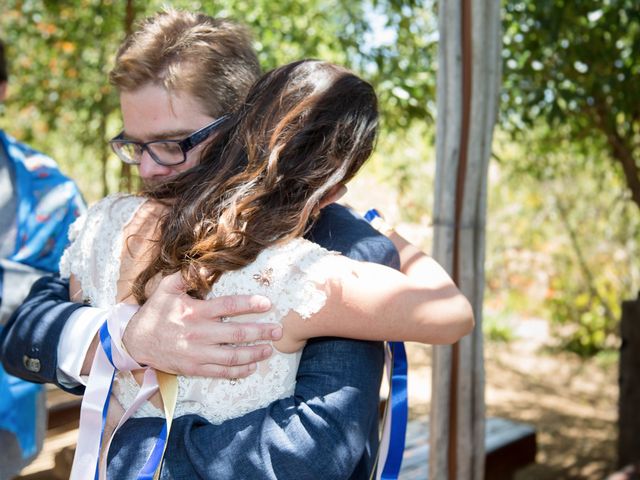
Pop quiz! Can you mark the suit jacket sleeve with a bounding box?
[108,204,401,480]
[0,274,85,395]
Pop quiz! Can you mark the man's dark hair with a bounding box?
[0,39,7,83]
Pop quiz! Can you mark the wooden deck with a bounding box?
[399,416,537,479]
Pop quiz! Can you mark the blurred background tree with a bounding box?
[502,1,640,210]
[0,0,437,198]
[1,1,126,196]
[0,0,638,357]
[499,0,640,355]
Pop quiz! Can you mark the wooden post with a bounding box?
[431,1,501,479]
[618,292,640,467]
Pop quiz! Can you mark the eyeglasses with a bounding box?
[109,115,229,166]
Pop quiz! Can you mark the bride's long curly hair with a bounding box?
[132,59,378,303]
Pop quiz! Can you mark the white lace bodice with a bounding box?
[60,194,337,424]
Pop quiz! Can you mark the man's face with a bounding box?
[119,84,215,186]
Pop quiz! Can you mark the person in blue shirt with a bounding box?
[0,37,86,478]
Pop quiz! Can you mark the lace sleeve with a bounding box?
[58,212,88,279]
[57,194,145,306]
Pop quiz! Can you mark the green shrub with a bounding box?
[483,313,515,343]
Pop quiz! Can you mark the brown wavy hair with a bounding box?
[132,60,378,303]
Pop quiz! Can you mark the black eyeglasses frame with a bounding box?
[109,115,229,166]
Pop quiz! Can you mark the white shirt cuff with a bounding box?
[56,306,108,388]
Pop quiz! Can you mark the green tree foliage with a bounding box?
[490,129,639,356]
[502,0,640,209]
[500,0,640,354]
[181,0,438,129]
[0,0,437,199]
[1,0,136,198]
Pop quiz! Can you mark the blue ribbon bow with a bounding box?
[364,209,408,479]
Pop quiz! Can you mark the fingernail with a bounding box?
[271,326,283,340]
[249,363,257,372]
[255,296,271,310]
[262,346,273,356]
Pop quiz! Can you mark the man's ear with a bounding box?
[0,82,7,103]
[319,184,348,209]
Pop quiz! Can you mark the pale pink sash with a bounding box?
[70,303,151,480]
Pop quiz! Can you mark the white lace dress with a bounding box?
[60,194,338,424]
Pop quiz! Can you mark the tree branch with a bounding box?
[591,101,640,210]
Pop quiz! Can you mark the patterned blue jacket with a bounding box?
[1,129,85,272]
[0,129,85,463]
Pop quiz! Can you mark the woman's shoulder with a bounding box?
[77,194,148,234]
[251,238,349,289]
[59,194,147,277]
[88,193,146,216]
[244,239,341,321]
[256,237,337,268]
[214,238,339,295]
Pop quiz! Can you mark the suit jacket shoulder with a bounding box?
[307,204,400,268]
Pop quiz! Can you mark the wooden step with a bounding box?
[46,386,81,431]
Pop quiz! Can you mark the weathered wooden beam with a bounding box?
[618,292,640,467]
[431,0,501,479]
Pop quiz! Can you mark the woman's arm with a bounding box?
[277,237,474,353]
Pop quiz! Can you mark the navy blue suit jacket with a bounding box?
[1,204,400,479]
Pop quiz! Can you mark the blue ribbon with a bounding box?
[380,341,408,479]
[95,322,116,480]
[138,423,168,479]
[364,209,409,479]
[363,208,382,223]
[97,321,167,479]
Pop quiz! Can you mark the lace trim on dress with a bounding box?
[59,194,146,307]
